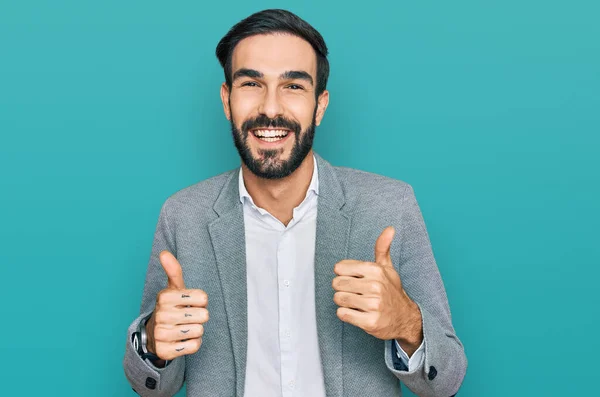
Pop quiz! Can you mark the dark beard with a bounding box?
[230,110,317,180]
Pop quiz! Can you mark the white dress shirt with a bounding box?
[240,155,424,397]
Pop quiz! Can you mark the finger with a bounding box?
[154,323,205,343]
[332,276,384,297]
[155,307,210,325]
[156,337,202,361]
[336,307,375,332]
[160,250,186,290]
[177,307,210,325]
[334,291,379,312]
[157,289,209,308]
[334,260,386,280]
[374,226,395,267]
[333,260,371,277]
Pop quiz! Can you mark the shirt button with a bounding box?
[285,330,291,338]
[283,280,290,287]
[289,380,295,388]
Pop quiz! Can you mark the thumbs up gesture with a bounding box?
[332,227,423,355]
[145,251,210,362]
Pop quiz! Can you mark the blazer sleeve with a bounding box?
[123,198,186,396]
[383,184,467,397]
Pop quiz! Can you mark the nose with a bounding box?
[257,87,283,119]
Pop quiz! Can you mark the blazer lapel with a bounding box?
[314,154,350,397]
[208,170,248,397]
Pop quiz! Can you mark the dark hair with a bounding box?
[215,9,329,97]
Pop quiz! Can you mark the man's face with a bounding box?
[221,34,329,179]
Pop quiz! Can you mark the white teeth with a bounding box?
[259,136,285,142]
[253,129,289,138]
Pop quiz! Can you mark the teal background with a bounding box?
[1,0,598,395]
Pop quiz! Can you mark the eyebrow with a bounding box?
[233,68,263,80]
[232,68,314,86]
[280,70,313,85]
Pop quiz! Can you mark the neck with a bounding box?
[241,150,315,226]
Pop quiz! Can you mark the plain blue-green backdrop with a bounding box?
[1,0,598,395]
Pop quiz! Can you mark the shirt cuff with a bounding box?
[394,339,425,372]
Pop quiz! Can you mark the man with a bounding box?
[123,9,466,397]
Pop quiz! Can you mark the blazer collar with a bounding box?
[213,152,345,216]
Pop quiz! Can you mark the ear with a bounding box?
[315,90,329,126]
[220,82,231,121]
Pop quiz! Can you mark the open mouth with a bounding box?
[250,128,291,143]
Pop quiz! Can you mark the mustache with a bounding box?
[241,114,301,134]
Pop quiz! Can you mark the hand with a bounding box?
[145,250,210,361]
[332,227,423,355]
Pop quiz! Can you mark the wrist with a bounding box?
[395,301,423,353]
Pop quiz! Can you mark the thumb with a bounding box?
[374,226,395,267]
[159,250,186,290]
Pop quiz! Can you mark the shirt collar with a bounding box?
[238,154,319,205]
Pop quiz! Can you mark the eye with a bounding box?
[241,81,259,87]
[287,84,304,90]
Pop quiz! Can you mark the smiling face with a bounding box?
[221,33,329,179]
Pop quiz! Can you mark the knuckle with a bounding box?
[369,281,383,295]
[155,345,168,359]
[154,311,166,324]
[154,327,166,341]
[371,264,385,278]
[157,289,175,305]
[156,310,174,325]
[197,324,205,337]
[156,291,167,305]
[365,319,378,332]
[368,298,382,312]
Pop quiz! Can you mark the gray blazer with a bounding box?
[123,153,467,397]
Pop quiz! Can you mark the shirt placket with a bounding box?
[277,228,296,396]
